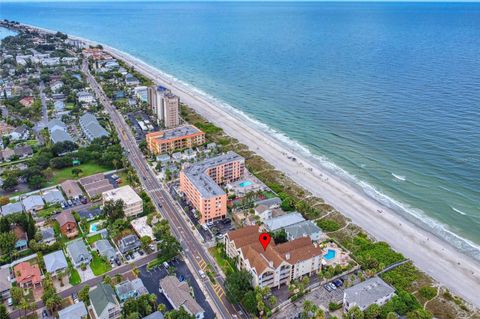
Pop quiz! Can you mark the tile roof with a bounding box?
[13,262,41,286]
[56,211,76,227]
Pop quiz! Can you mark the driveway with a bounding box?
[78,265,95,282]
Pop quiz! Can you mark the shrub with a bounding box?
[317,219,340,232]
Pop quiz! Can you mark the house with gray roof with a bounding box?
[66,239,92,267]
[47,119,67,132]
[284,220,323,242]
[89,283,121,319]
[43,189,65,205]
[14,145,33,159]
[255,197,282,209]
[95,239,116,262]
[44,250,68,275]
[22,194,45,213]
[160,276,205,319]
[142,312,164,319]
[51,129,74,144]
[118,234,141,254]
[79,113,109,141]
[9,125,29,141]
[264,212,305,232]
[343,277,395,312]
[115,278,148,302]
[58,301,88,319]
[1,202,23,216]
[41,227,56,245]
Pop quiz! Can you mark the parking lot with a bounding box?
[169,183,235,242]
[138,259,215,318]
[272,279,345,319]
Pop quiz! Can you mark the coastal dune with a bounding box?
[61,30,480,307]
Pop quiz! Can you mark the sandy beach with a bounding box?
[33,27,478,307]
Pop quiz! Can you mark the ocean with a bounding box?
[1,2,479,259]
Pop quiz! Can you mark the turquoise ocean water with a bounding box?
[1,2,479,259]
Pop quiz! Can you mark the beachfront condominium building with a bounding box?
[147,85,168,118]
[102,185,143,217]
[146,125,206,155]
[224,225,324,289]
[147,86,180,128]
[180,151,245,224]
[163,93,180,128]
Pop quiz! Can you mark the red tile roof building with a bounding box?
[13,262,42,288]
[225,225,324,288]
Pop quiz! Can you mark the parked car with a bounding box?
[333,279,343,287]
[199,269,206,279]
[329,282,337,290]
[72,293,79,303]
[42,310,48,318]
[7,298,13,306]
[80,197,88,204]
[324,284,332,292]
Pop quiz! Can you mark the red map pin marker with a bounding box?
[259,233,271,251]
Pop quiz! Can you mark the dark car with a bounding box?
[42,310,49,318]
[333,279,343,287]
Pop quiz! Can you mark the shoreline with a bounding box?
[11,24,480,307]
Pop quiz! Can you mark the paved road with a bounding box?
[9,253,157,319]
[82,59,245,319]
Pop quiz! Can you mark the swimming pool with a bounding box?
[324,249,336,261]
[239,181,253,187]
[89,222,102,233]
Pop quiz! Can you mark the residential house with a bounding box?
[284,220,323,242]
[58,301,88,319]
[1,202,23,216]
[13,262,42,288]
[50,80,64,92]
[43,189,65,205]
[94,239,116,262]
[41,227,56,245]
[9,125,29,141]
[125,74,140,86]
[54,100,65,112]
[19,96,34,108]
[60,180,84,200]
[13,145,33,159]
[159,276,205,319]
[56,211,79,239]
[118,234,141,254]
[44,250,68,276]
[12,225,28,251]
[47,118,73,144]
[131,216,154,240]
[22,194,45,213]
[263,212,305,232]
[79,113,108,141]
[115,278,148,302]
[0,148,15,162]
[66,240,92,267]
[89,283,121,319]
[254,197,282,209]
[343,277,396,312]
[77,91,95,104]
[0,268,11,300]
[142,312,164,319]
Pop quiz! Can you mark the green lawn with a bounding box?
[86,233,102,245]
[65,103,75,110]
[209,246,235,275]
[36,204,61,219]
[69,269,81,285]
[117,170,131,186]
[47,163,111,186]
[90,252,111,276]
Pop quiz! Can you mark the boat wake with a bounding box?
[392,173,406,181]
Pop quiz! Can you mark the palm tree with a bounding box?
[157,303,166,313]
[19,298,31,318]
